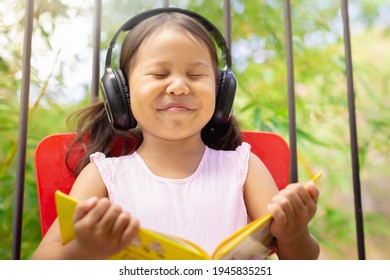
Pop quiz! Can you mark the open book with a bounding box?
[55,172,321,260]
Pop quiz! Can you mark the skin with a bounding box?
[32,27,319,260]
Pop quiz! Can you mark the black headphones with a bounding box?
[100,7,237,130]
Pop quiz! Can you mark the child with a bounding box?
[32,8,319,260]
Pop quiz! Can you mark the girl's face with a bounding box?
[128,27,216,142]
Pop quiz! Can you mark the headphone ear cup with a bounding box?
[100,68,137,130]
[113,69,138,129]
[210,70,237,126]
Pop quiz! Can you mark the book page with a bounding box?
[55,191,210,260]
[212,214,276,260]
[211,172,322,260]
[110,228,210,260]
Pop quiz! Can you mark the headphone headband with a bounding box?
[105,7,232,70]
[101,7,237,130]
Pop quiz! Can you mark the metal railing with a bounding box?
[13,0,365,260]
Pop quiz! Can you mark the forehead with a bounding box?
[123,16,219,74]
[136,27,212,61]
[144,23,207,46]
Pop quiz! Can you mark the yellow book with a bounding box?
[55,171,322,260]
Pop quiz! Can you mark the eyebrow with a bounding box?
[145,60,212,69]
[187,61,212,69]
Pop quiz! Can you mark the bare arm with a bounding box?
[32,162,140,259]
[243,153,320,260]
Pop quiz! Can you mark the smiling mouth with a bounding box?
[158,105,195,112]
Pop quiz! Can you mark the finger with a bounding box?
[111,212,131,240]
[291,180,319,202]
[274,187,300,217]
[73,197,98,222]
[98,204,123,234]
[289,184,313,209]
[120,217,140,246]
[289,182,318,221]
[268,202,288,225]
[305,181,320,203]
[82,197,111,224]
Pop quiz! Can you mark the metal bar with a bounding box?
[91,0,102,103]
[12,0,34,260]
[162,0,169,8]
[283,0,298,183]
[341,0,366,260]
[223,0,232,50]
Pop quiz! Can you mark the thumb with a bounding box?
[73,197,98,222]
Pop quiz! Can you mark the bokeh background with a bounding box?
[1,0,389,259]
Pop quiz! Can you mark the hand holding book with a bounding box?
[55,172,322,260]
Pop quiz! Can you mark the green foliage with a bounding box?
[1,0,389,260]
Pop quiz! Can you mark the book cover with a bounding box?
[55,191,275,260]
[55,171,321,260]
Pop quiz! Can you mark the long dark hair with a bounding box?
[66,12,242,175]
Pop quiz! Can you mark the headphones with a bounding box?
[100,7,237,130]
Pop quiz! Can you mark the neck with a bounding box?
[136,133,206,179]
[137,133,205,157]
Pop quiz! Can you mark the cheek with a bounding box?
[128,80,155,118]
[204,85,217,118]
[206,96,216,119]
[129,94,147,122]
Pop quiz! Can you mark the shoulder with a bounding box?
[244,151,279,220]
[69,161,107,200]
[89,151,132,163]
[89,152,135,172]
[246,151,273,184]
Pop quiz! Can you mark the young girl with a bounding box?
[32,9,320,260]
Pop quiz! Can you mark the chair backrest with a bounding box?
[34,131,290,236]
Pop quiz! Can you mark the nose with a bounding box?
[165,76,189,96]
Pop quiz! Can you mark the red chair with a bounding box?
[34,131,290,236]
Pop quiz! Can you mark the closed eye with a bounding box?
[187,73,207,78]
[148,73,168,78]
